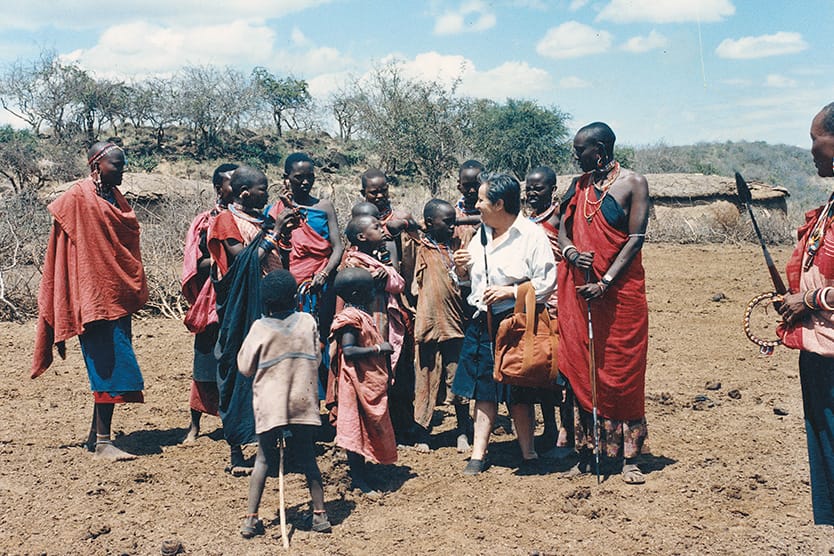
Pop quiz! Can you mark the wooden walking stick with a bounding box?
[585,269,601,484]
[278,430,289,550]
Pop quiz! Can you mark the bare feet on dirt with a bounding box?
[93,443,137,461]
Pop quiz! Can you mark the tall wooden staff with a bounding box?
[585,269,601,484]
[278,430,290,549]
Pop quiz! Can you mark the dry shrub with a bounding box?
[648,202,793,244]
[133,191,215,319]
[0,190,51,319]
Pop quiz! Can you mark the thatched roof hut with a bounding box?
[556,172,791,243]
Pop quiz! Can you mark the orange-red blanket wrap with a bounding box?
[557,175,648,421]
[181,210,218,334]
[268,201,332,284]
[32,178,148,378]
[327,307,397,464]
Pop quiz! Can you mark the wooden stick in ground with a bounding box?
[278,432,289,550]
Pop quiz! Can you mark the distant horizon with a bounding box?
[0,1,828,148]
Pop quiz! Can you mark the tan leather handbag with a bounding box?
[493,282,559,389]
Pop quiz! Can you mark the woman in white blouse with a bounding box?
[452,172,557,476]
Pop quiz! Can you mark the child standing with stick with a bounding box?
[237,269,331,539]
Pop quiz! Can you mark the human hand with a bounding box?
[576,281,606,301]
[777,292,811,326]
[378,341,394,355]
[372,267,389,285]
[310,271,328,292]
[275,207,300,231]
[483,285,514,306]
[574,250,594,271]
[453,249,471,276]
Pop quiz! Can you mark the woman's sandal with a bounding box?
[622,464,646,485]
[240,514,264,539]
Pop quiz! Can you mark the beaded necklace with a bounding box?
[582,161,620,224]
[529,203,558,224]
[804,191,834,271]
[423,235,459,286]
[229,203,264,225]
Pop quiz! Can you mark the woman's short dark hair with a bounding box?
[479,172,521,215]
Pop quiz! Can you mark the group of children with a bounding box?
[180,156,569,539]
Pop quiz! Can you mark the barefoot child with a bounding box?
[329,268,397,493]
[237,269,331,538]
[340,215,413,443]
[525,165,573,453]
[412,199,472,452]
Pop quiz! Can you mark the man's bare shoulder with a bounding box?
[616,168,649,191]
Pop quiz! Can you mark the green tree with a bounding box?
[173,66,251,155]
[353,64,467,195]
[469,99,571,178]
[251,67,311,137]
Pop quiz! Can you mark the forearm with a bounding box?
[343,344,384,361]
[323,245,344,276]
[600,237,644,285]
[456,214,481,226]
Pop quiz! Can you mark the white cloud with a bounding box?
[0,0,333,30]
[290,27,310,47]
[60,20,353,80]
[434,0,497,35]
[376,52,553,100]
[62,20,277,78]
[597,0,734,23]
[536,21,612,59]
[558,76,591,89]
[716,32,808,59]
[569,0,589,11]
[764,74,798,88]
[622,30,669,53]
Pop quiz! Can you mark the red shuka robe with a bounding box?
[32,177,148,378]
[557,175,648,421]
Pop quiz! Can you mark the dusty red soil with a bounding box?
[1,244,832,555]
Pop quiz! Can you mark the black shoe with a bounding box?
[463,458,488,476]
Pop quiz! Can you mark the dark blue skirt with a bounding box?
[452,314,508,403]
[79,316,144,396]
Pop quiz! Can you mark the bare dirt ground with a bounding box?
[2,244,833,555]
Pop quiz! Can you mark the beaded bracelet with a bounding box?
[259,233,279,252]
[563,246,579,265]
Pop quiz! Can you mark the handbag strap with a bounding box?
[519,282,537,370]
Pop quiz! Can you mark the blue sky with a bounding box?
[0,0,829,147]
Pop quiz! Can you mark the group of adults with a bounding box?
[451,122,649,482]
[28,109,834,523]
